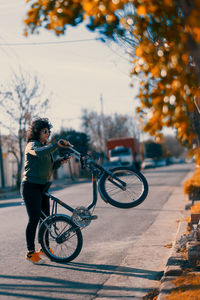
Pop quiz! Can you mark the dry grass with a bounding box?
[166,273,200,300]
[184,168,200,195]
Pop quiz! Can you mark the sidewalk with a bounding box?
[157,169,200,300]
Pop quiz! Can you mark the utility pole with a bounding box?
[100,93,107,159]
[0,133,5,189]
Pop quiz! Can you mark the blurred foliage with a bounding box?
[51,129,90,155]
[144,140,163,159]
[144,135,187,159]
[162,135,186,158]
[184,167,200,195]
[24,0,200,162]
[81,109,139,152]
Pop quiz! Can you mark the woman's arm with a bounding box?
[26,139,73,157]
[26,141,58,157]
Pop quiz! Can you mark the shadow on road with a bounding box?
[44,262,163,280]
[0,266,163,299]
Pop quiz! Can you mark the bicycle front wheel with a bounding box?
[39,215,83,263]
[98,167,148,209]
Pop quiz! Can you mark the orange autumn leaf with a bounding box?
[181,53,188,64]
[135,46,143,57]
[137,5,147,17]
[193,26,200,43]
[150,66,160,77]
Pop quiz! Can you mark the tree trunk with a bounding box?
[68,160,75,182]
[16,161,22,190]
[0,135,5,189]
[191,109,200,146]
[178,0,200,144]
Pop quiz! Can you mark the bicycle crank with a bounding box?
[72,206,98,228]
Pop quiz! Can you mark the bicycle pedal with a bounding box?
[81,215,98,220]
[90,215,98,220]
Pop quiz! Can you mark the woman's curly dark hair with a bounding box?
[26,118,53,143]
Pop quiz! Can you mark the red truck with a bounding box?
[106,137,141,169]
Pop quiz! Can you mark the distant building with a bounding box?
[0,139,18,188]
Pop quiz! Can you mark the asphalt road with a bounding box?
[0,163,194,299]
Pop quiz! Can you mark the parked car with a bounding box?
[155,159,167,167]
[167,157,185,164]
[141,158,156,169]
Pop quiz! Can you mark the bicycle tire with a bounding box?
[98,166,148,209]
[38,214,83,263]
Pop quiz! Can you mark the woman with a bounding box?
[21,117,72,264]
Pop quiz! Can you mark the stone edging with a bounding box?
[157,169,195,300]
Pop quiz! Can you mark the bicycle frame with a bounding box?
[43,171,99,218]
[38,146,148,262]
[40,146,127,222]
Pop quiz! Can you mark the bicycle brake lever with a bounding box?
[62,153,71,160]
[80,155,86,169]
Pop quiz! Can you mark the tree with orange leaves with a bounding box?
[24,0,200,161]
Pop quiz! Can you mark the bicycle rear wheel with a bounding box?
[98,167,148,209]
[38,214,83,263]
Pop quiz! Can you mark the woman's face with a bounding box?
[40,128,51,144]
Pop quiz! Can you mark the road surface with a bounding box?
[0,163,193,299]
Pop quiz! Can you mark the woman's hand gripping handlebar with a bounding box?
[57,139,74,164]
[57,139,82,158]
[57,139,73,148]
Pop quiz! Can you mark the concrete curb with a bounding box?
[157,169,194,300]
[157,220,188,300]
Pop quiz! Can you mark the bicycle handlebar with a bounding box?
[59,139,101,170]
[59,140,81,156]
[59,142,86,161]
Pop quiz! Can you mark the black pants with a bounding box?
[21,181,50,251]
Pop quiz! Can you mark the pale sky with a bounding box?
[0,0,140,134]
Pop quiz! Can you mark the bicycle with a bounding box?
[38,145,148,263]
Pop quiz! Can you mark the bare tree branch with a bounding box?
[0,70,50,188]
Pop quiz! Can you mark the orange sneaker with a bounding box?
[38,248,54,256]
[26,251,44,264]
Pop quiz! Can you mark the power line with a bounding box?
[0,38,101,47]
